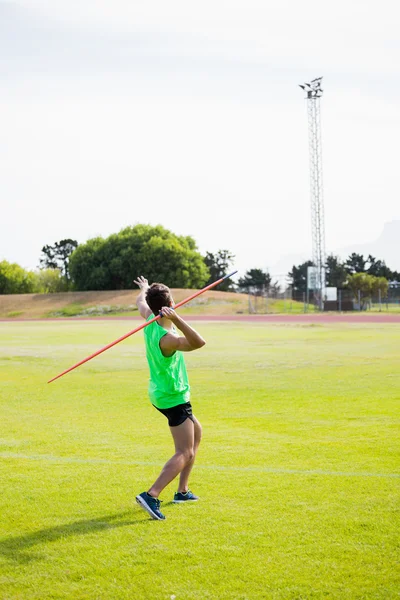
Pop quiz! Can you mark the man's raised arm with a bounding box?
[134,276,152,319]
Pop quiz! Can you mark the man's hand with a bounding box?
[159,306,178,323]
[134,276,149,291]
[159,308,206,355]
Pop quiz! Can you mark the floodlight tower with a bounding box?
[299,77,326,308]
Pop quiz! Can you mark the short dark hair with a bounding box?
[146,283,173,316]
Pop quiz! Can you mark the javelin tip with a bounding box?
[222,270,238,280]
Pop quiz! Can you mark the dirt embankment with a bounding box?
[0,289,249,319]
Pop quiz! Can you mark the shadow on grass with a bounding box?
[0,511,142,564]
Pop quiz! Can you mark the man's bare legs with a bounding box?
[148,417,197,498]
[177,416,202,493]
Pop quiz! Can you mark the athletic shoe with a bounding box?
[173,490,199,503]
[136,492,166,520]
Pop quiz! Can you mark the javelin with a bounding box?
[48,270,238,383]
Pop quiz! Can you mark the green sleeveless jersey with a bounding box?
[143,315,190,409]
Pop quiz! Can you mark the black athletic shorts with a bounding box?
[154,402,194,427]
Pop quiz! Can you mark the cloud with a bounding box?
[4,0,400,78]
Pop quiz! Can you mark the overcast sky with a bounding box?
[1,0,399,279]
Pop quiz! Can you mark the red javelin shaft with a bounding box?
[48,270,238,383]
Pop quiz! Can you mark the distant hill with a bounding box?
[336,221,400,271]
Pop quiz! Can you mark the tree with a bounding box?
[345,253,368,274]
[325,254,348,288]
[0,261,36,294]
[347,273,389,309]
[69,225,209,291]
[371,276,389,298]
[388,271,400,296]
[287,260,313,293]
[366,255,393,279]
[204,250,235,291]
[68,237,108,291]
[238,269,271,295]
[344,252,398,281]
[390,271,400,283]
[40,239,78,284]
[34,268,68,293]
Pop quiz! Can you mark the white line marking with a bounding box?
[1,452,399,479]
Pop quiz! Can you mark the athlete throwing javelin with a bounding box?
[134,276,206,520]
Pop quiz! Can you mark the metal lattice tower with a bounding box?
[299,77,326,307]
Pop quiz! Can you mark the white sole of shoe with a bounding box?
[136,495,164,520]
[172,498,199,503]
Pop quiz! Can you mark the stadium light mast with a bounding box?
[299,76,326,309]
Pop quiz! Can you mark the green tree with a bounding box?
[345,252,398,280]
[204,250,235,291]
[325,254,348,288]
[238,269,271,295]
[366,255,393,279]
[287,260,313,293]
[347,273,389,309]
[68,237,110,291]
[371,276,389,298]
[69,225,209,291]
[390,271,400,283]
[0,261,36,294]
[345,253,368,274]
[34,268,68,293]
[40,239,78,285]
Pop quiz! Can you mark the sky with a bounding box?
[1,0,400,281]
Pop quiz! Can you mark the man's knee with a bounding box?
[178,448,195,463]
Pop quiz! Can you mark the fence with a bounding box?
[247,288,400,314]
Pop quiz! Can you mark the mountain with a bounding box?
[335,221,400,271]
[270,220,400,280]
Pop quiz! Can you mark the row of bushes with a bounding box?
[0,261,68,294]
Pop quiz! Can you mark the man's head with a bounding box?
[146,283,174,316]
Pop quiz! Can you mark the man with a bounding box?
[134,276,205,520]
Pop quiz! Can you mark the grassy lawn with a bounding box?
[0,320,399,599]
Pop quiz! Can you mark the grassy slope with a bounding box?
[1,290,399,319]
[0,321,399,599]
[0,290,313,319]
[0,289,247,318]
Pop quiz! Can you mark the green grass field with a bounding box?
[1,320,399,599]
